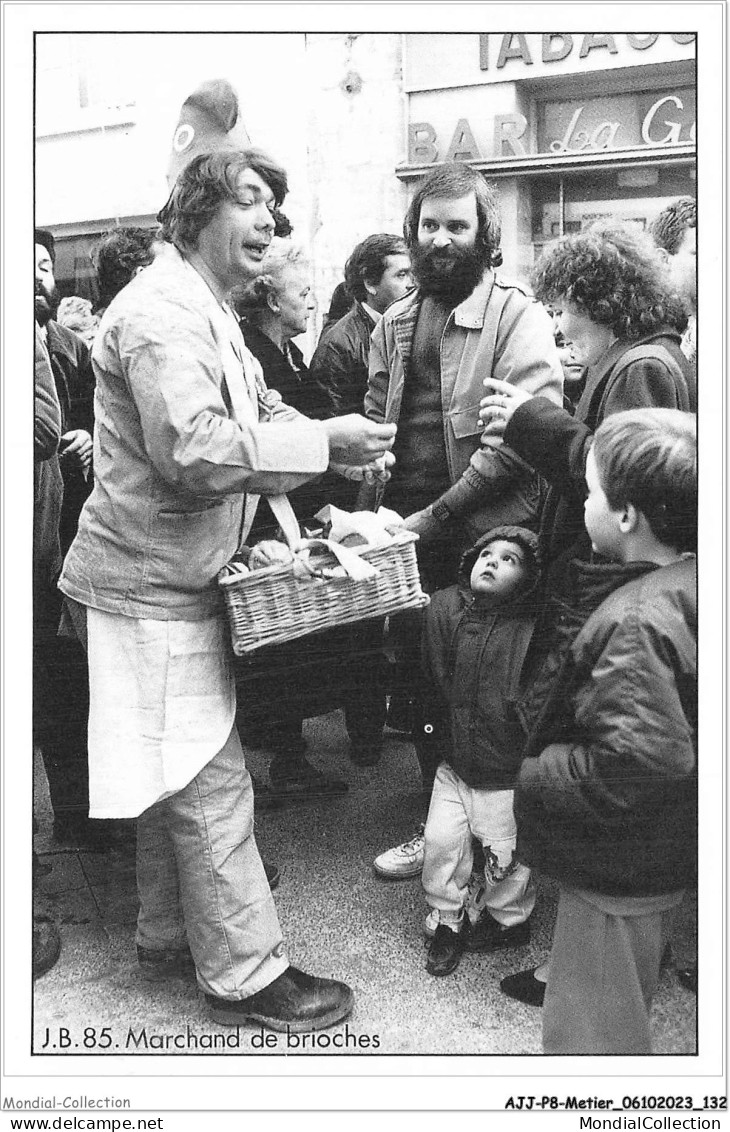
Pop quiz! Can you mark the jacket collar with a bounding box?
[391,270,496,325]
[150,243,228,321]
[387,270,496,370]
[450,270,496,328]
[586,326,683,385]
[359,300,381,327]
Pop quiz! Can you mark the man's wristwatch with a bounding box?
[430,499,453,524]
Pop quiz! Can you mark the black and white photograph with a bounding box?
[1,1,725,1123]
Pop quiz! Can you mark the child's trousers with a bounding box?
[422,762,535,927]
[543,885,685,1054]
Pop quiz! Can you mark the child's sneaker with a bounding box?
[373,826,425,878]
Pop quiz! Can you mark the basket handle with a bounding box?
[263,494,378,580]
[263,494,303,550]
[294,537,379,581]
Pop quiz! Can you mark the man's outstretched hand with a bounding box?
[322,415,396,466]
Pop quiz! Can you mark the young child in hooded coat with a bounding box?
[419,524,541,977]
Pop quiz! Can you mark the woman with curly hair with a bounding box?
[480,221,695,593]
[478,221,696,1011]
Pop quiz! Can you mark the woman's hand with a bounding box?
[322,415,396,466]
[479,379,533,436]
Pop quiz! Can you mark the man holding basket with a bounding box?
[58,103,395,1032]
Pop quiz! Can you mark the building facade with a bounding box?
[401,33,696,279]
[36,31,696,349]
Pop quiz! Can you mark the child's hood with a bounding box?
[458,524,542,609]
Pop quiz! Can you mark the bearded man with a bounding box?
[34,229,97,846]
[35,229,95,557]
[364,163,564,880]
[365,163,563,580]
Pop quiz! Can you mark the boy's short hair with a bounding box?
[592,408,697,552]
[649,196,697,255]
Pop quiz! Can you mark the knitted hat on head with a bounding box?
[166,78,251,188]
[35,228,56,263]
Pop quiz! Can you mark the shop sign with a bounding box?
[478,33,695,72]
[540,88,696,154]
[407,88,695,165]
[405,32,696,92]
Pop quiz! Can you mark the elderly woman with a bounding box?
[233,239,388,789]
[479,221,695,1010]
[233,237,329,420]
[480,221,695,594]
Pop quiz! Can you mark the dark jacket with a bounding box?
[421,525,541,790]
[504,327,695,595]
[34,327,64,591]
[515,557,655,741]
[45,320,95,436]
[309,301,376,418]
[241,322,332,529]
[320,282,351,336]
[44,319,95,555]
[240,323,331,421]
[515,556,697,897]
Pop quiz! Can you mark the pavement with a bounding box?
[33,709,697,1057]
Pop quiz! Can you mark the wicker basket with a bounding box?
[218,530,429,655]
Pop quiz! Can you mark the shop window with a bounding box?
[50,221,158,309]
[52,233,101,307]
[530,164,696,263]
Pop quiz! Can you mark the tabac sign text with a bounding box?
[478,33,695,72]
[404,32,696,91]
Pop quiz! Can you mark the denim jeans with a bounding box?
[136,723,289,1000]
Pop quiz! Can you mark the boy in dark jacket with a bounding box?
[421,525,541,976]
[514,407,697,1053]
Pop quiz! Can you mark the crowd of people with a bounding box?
[33,77,698,1055]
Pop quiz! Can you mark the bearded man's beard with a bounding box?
[35,282,58,327]
[411,240,491,305]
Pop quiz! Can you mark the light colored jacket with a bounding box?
[59,245,329,620]
[364,271,563,539]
